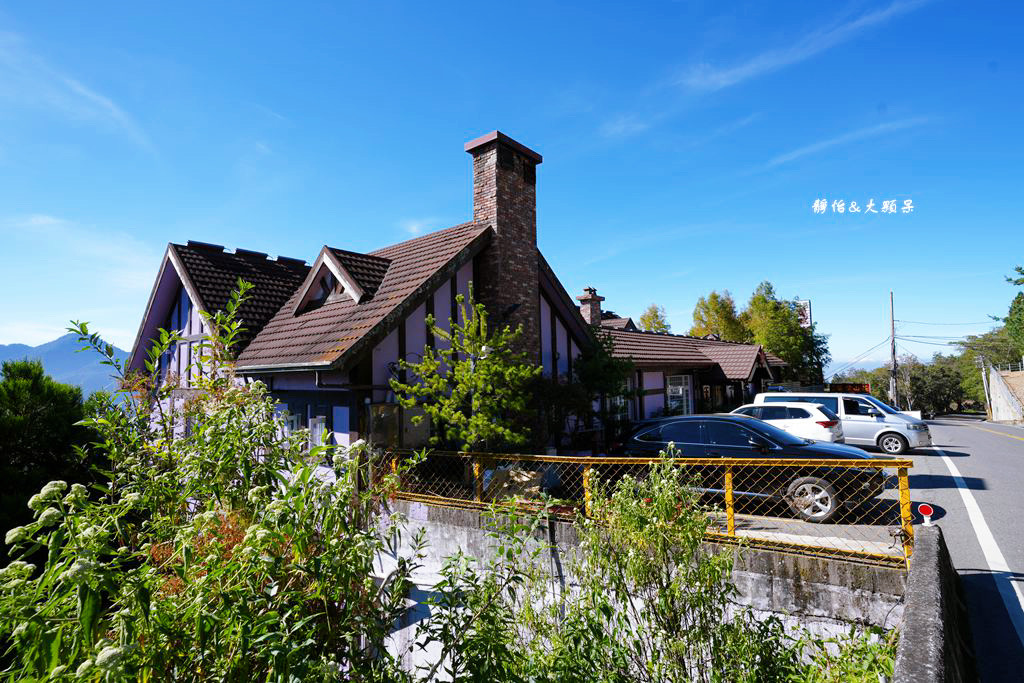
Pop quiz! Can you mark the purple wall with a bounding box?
[539,296,553,376]
[372,328,399,403]
[555,318,568,378]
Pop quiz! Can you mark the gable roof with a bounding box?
[600,317,637,331]
[602,328,717,368]
[603,327,780,378]
[235,222,491,371]
[128,242,311,370]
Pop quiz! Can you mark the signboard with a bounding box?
[826,383,871,394]
[795,299,812,328]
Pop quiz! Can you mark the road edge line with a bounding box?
[931,446,1024,647]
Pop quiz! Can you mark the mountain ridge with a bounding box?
[0,333,129,395]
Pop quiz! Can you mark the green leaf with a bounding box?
[78,584,100,647]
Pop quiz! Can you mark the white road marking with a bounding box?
[931,446,1024,646]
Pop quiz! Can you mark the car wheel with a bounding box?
[877,433,908,455]
[786,477,839,523]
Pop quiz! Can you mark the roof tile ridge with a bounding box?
[368,220,479,256]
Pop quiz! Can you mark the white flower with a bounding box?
[37,507,62,528]
[63,483,89,506]
[4,526,28,545]
[332,453,347,468]
[59,559,98,584]
[121,492,143,508]
[246,485,269,504]
[27,494,45,512]
[40,480,68,501]
[49,664,68,677]
[348,439,366,452]
[0,560,34,581]
[75,659,94,677]
[12,623,27,638]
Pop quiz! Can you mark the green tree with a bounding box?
[638,303,671,334]
[1005,292,1024,355]
[0,360,93,563]
[741,282,830,384]
[955,326,1020,406]
[688,290,748,341]
[534,331,636,448]
[391,287,542,452]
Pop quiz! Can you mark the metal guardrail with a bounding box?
[993,361,1024,373]
[381,450,915,569]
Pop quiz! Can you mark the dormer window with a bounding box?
[293,247,383,316]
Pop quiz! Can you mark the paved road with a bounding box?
[910,418,1024,682]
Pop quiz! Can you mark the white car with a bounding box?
[730,402,845,443]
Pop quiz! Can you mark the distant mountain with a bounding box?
[0,334,130,396]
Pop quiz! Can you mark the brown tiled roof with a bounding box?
[602,328,717,368]
[604,327,784,378]
[600,317,636,330]
[765,353,786,367]
[698,344,761,380]
[171,242,310,351]
[328,248,392,297]
[235,222,491,370]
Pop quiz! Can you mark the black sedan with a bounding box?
[612,414,888,523]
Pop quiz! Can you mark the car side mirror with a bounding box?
[866,409,882,418]
[747,437,770,452]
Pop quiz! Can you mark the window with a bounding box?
[667,375,692,414]
[609,377,634,422]
[660,421,702,444]
[767,395,839,412]
[705,421,754,447]
[759,406,789,420]
[843,397,875,416]
[787,407,811,419]
[819,405,841,421]
[734,407,760,418]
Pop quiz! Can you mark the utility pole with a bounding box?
[890,291,898,408]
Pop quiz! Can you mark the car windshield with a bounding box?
[863,396,899,415]
[745,418,808,446]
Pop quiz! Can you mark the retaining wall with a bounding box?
[378,499,909,672]
[893,525,976,682]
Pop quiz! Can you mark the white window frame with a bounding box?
[666,375,692,415]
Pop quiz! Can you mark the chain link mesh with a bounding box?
[380,450,914,568]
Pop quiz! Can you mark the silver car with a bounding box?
[754,392,932,455]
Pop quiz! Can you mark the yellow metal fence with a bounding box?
[381,450,915,569]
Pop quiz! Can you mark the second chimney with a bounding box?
[577,287,604,326]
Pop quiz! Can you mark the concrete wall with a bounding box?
[989,367,1024,423]
[378,499,908,672]
[893,525,976,682]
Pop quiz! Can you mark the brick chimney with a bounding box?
[465,131,543,360]
[577,287,604,326]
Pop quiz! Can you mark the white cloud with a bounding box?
[679,0,930,91]
[398,218,441,236]
[0,215,163,348]
[600,115,653,138]
[764,116,929,168]
[0,31,153,151]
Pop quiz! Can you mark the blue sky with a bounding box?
[0,1,1020,371]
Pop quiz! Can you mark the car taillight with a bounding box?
[816,420,838,428]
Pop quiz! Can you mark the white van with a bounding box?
[754,392,932,455]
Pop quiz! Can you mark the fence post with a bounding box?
[583,464,593,516]
[724,465,736,537]
[898,466,914,566]
[473,458,483,502]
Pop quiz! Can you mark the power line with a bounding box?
[895,336,961,347]
[826,337,893,380]
[895,319,998,326]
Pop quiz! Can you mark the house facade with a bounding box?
[129,131,782,450]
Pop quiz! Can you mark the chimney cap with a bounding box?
[577,286,605,303]
[465,131,543,164]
